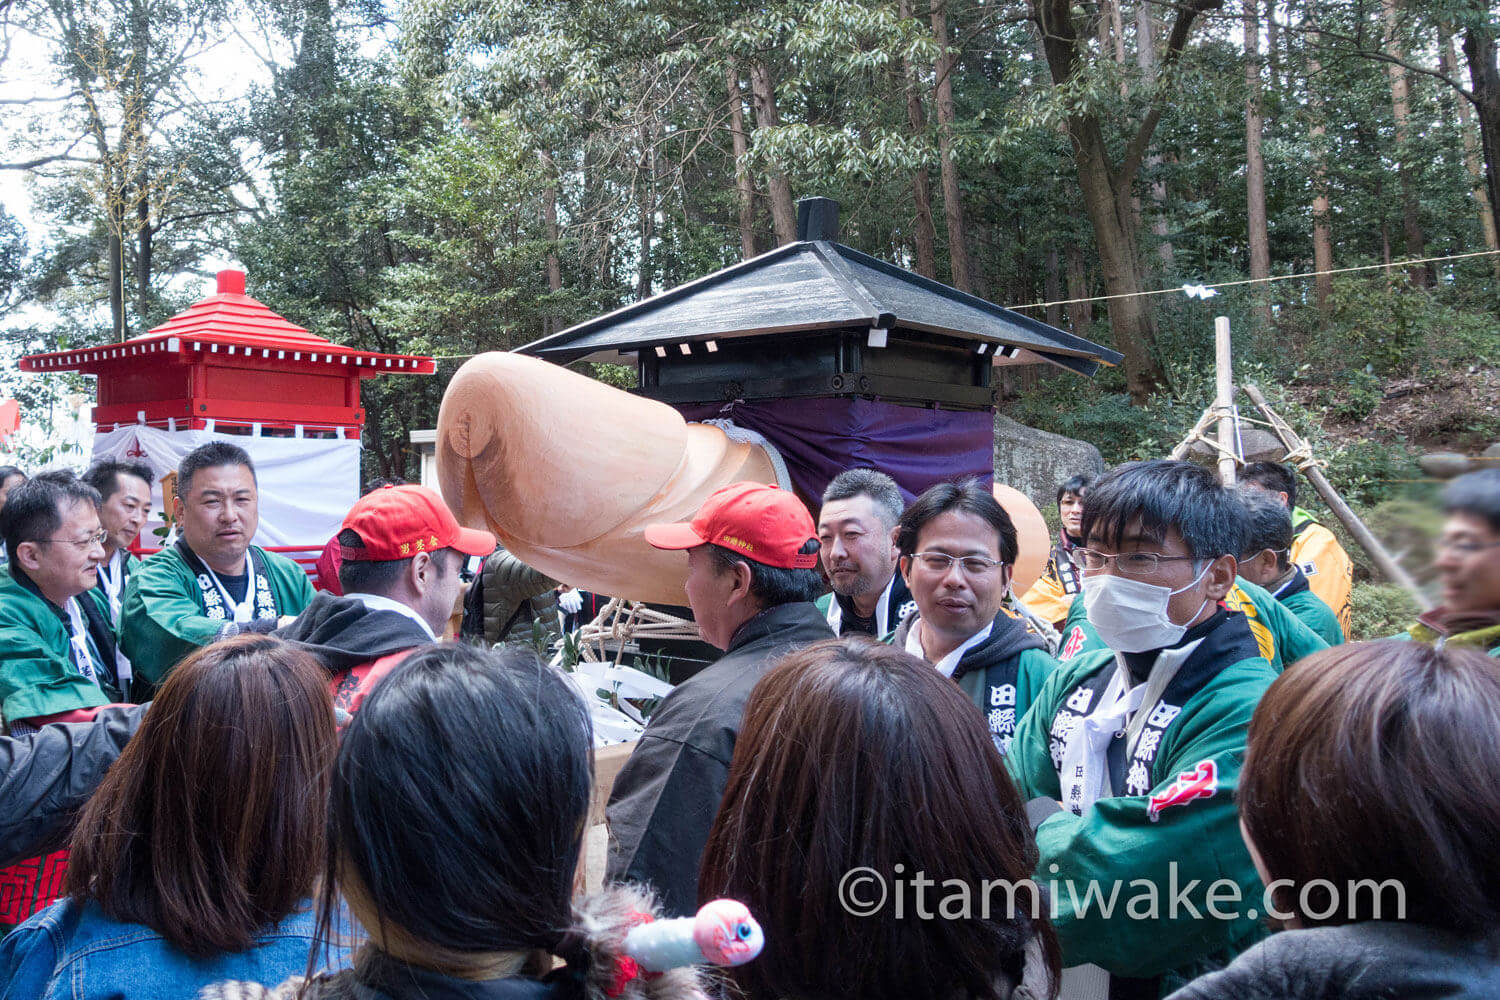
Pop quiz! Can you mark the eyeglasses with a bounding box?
[1069,548,1198,575]
[910,551,1004,576]
[1436,539,1500,556]
[36,529,108,550]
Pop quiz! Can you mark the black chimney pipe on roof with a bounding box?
[796,197,840,242]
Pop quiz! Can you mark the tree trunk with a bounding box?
[1244,0,1271,324]
[135,180,152,328]
[909,158,939,279]
[725,64,758,260]
[1439,29,1500,281]
[127,0,149,333]
[579,139,607,289]
[1136,3,1174,269]
[1033,0,1194,400]
[539,151,562,335]
[931,0,971,292]
[1306,40,1334,311]
[748,61,797,245]
[1045,249,1064,329]
[1381,0,1430,286]
[107,202,125,340]
[1099,0,1126,91]
[1066,245,1091,334]
[1462,26,1500,265]
[1108,0,1145,259]
[900,0,938,278]
[637,125,656,300]
[1073,117,1160,399]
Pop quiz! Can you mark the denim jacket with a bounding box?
[0,896,347,999]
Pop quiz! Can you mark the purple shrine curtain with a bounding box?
[677,397,994,504]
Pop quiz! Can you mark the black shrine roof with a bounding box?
[517,237,1122,377]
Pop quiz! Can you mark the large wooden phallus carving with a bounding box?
[438,352,1048,606]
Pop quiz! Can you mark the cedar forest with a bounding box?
[1,0,1497,636]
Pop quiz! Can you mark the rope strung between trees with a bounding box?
[1007,248,1500,312]
[411,249,1500,363]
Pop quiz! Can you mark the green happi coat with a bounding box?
[1006,612,1277,994]
[119,543,314,690]
[891,606,1059,754]
[1271,570,1345,647]
[1055,576,1328,671]
[0,568,121,726]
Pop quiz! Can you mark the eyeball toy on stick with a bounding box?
[622,899,764,972]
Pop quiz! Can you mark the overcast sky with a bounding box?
[0,14,289,278]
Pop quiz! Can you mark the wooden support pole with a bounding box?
[1214,316,1237,486]
[1241,383,1430,607]
[1169,407,1217,461]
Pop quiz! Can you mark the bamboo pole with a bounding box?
[1241,383,1430,607]
[1214,317,1237,486]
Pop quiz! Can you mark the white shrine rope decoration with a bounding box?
[553,598,698,746]
[697,419,793,491]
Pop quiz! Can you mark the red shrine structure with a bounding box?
[17,269,436,572]
[20,269,435,438]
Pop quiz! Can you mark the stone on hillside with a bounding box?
[1185,427,1285,466]
[993,413,1107,511]
[1419,452,1473,479]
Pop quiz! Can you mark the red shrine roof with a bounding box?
[20,270,436,376]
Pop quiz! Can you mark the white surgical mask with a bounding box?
[1082,563,1211,653]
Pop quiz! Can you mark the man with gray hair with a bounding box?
[815,468,915,637]
[1236,488,1344,645]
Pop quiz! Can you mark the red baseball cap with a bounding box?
[340,485,495,561]
[644,482,819,569]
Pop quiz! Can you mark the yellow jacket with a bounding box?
[1290,510,1352,632]
[1020,536,1082,626]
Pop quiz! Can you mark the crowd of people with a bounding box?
[0,439,1497,1000]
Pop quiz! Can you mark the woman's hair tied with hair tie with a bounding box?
[552,926,593,976]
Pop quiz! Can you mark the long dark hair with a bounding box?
[1241,640,1500,932]
[313,643,593,968]
[64,635,335,957]
[700,636,1059,1000]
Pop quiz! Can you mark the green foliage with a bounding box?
[0,206,27,319]
[1316,278,1455,377]
[1322,439,1424,510]
[1314,370,1384,424]
[508,617,565,660]
[3,0,1497,496]
[1346,583,1421,643]
[0,367,94,470]
[1354,496,1443,584]
[1261,276,1498,389]
[585,364,638,390]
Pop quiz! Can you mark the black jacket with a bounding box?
[891,608,1050,753]
[1167,921,1500,1000]
[605,600,835,916]
[276,592,434,674]
[889,607,1048,684]
[0,704,145,865]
